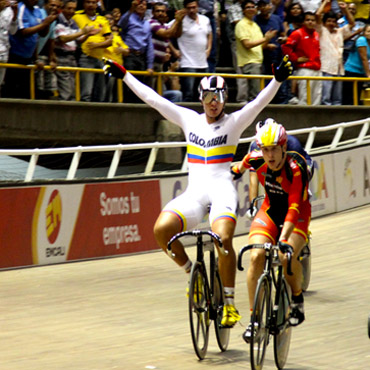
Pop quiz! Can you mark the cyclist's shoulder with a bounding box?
[287,136,309,157]
[285,153,310,185]
[287,135,303,150]
[250,148,263,160]
[287,151,307,166]
[249,140,258,153]
[243,149,265,169]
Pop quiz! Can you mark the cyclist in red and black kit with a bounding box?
[245,120,314,218]
[231,119,310,341]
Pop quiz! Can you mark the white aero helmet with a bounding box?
[198,76,228,103]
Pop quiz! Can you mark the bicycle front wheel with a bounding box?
[189,262,210,360]
[213,268,230,352]
[250,274,271,370]
[273,278,292,369]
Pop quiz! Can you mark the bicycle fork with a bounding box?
[270,265,290,336]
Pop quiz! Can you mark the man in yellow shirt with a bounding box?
[345,0,369,22]
[103,14,129,102]
[235,0,276,102]
[73,0,112,101]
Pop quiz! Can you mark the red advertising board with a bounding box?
[67,180,161,260]
[0,179,161,269]
[0,187,40,268]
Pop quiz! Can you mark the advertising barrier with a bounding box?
[333,147,370,211]
[0,180,161,269]
[0,147,368,269]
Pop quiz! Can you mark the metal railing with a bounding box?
[0,117,368,183]
[0,62,369,105]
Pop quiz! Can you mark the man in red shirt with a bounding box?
[282,12,322,105]
[231,119,311,341]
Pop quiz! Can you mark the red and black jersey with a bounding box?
[242,150,310,227]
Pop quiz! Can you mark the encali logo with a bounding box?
[45,190,62,244]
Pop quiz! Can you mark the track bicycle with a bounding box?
[248,195,312,292]
[238,242,294,370]
[167,230,230,360]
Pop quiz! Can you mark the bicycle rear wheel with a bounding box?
[273,278,292,369]
[213,268,230,352]
[189,262,210,360]
[250,274,271,370]
[300,243,311,292]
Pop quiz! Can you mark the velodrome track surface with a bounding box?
[0,206,369,370]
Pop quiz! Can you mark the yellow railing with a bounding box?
[0,62,369,105]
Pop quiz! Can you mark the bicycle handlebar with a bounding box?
[237,244,265,271]
[167,230,227,258]
[237,243,293,275]
[250,194,265,211]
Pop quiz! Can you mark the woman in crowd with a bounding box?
[343,23,370,105]
[284,1,304,36]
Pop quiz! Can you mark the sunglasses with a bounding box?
[202,90,226,104]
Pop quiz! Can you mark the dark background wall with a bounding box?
[0,99,369,148]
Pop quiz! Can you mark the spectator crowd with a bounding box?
[0,0,369,104]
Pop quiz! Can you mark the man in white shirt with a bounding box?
[315,0,354,105]
[173,0,212,101]
[0,0,18,94]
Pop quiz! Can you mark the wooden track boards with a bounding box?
[0,206,369,369]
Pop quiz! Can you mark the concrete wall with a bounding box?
[0,98,369,148]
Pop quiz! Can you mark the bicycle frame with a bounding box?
[167,230,229,359]
[238,243,293,337]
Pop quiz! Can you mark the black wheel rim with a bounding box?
[274,279,292,369]
[250,276,270,370]
[188,263,210,360]
[213,270,230,351]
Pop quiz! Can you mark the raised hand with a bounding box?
[103,58,127,79]
[273,55,293,82]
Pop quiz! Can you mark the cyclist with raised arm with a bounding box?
[242,120,314,218]
[231,119,311,340]
[103,57,292,327]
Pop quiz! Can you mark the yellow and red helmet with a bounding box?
[256,118,287,147]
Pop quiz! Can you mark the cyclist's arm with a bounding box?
[124,72,196,127]
[249,171,259,203]
[235,152,252,175]
[282,162,306,236]
[279,221,295,243]
[248,141,259,202]
[279,175,302,241]
[288,135,314,180]
[232,78,281,130]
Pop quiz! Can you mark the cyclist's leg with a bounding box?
[209,183,240,326]
[209,181,238,289]
[153,191,207,270]
[282,232,307,326]
[280,208,310,326]
[247,206,279,311]
[247,234,271,311]
[212,218,242,327]
[154,211,188,267]
[212,217,236,288]
[282,205,311,295]
[282,232,306,295]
